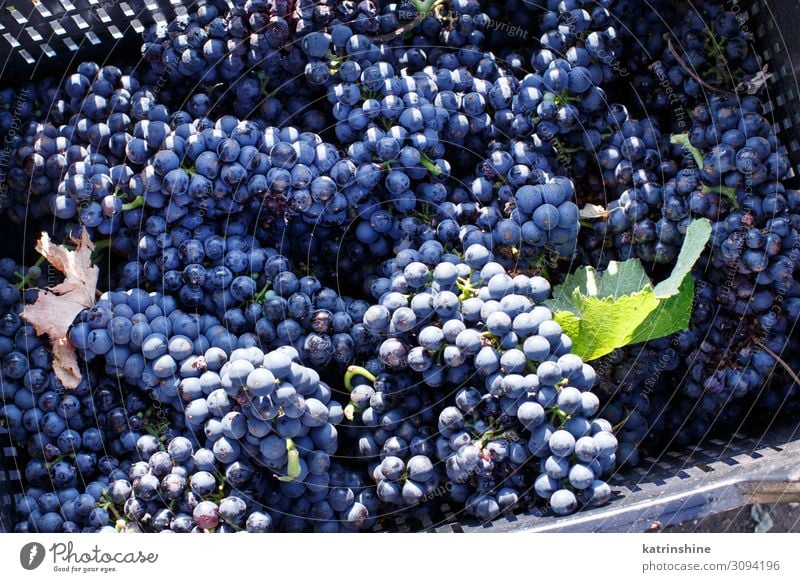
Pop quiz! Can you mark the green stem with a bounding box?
[456,277,479,301]
[122,195,145,211]
[420,154,442,177]
[14,255,46,290]
[549,407,569,428]
[344,402,361,422]
[670,133,704,169]
[90,238,113,265]
[344,365,376,393]
[99,490,125,524]
[277,438,301,482]
[477,426,509,447]
[253,282,273,304]
[702,184,739,208]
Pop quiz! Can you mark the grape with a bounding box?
[550,489,579,516]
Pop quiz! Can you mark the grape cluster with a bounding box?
[2,260,146,532]
[342,241,616,520]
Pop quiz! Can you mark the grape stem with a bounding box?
[90,237,113,265]
[669,133,704,169]
[548,407,568,428]
[343,402,362,422]
[420,154,442,177]
[121,196,145,211]
[98,490,125,524]
[253,282,273,304]
[476,426,510,447]
[13,255,46,290]
[344,365,377,393]
[611,406,639,434]
[702,184,739,208]
[663,33,735,96]
[753,339,800,386]
[456,276,480,301]
[276,438,302,482]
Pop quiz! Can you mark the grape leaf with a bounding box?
[545,219,711,361]
[629,277,694,345]
[596,259,650,300]
[578,203,610,219]
[555,287,661,360]
[21,230,98,389]
[547,267,591,315]
[653,218,712,298]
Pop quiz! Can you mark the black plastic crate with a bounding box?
[0,431,19,533]
[1,0,799,533]
[0,0,204,77]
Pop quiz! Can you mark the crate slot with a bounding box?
[35,4,53,18]
[49,20,67,36]
[85,31,101,45]
[3,33,21,49]
[18,48,34,64]
[71,14,90,30]
[8,7,27,25]
[96,8,112,24]
[25,27,43,42]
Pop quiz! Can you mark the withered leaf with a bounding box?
[579,203,610,220]
[21,230,98,389]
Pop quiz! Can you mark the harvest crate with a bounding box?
[0,0,204,76]
[1,0,799,533]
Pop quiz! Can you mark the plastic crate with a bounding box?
[1,0,799,533]
[0,1,204,76]
[0,431,19,533]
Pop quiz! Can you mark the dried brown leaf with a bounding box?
[579,203,610,220]
[21,230,98,389]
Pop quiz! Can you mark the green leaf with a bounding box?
[547,267,591,315]
[670,133,703,169]
[702,184,739,208]
[554,287,660,361]
[629,277,694,345]
[596,260,650,300]
[653,218,711,298]
[547,219,712,361]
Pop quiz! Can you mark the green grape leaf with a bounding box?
[596,259,650,300]
[653,218,712,298]
[553,287,660,360]
[547,266,592,315]
[546,219,711,361]
[629,276,695,346]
